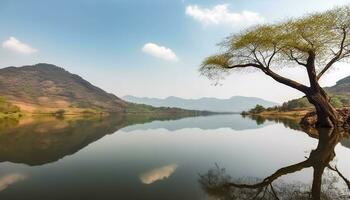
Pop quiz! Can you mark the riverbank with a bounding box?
[243,107,350,130]
[243,108,312,118]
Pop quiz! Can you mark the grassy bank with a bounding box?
[251,109,312,117]
[241,104,313,118]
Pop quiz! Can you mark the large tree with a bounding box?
[200,6,350,128]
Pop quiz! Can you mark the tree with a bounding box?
[200,6,350,128]
[249,104,266,114]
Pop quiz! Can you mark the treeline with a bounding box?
[242,94,350,115]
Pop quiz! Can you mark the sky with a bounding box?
[0,0,350,103]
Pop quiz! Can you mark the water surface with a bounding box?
[0,114,349,199]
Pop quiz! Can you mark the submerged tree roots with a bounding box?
[300,108,350,130]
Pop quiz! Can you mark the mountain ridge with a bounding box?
[123,95,279,112]
[0,63,127,113]
[325,75,350,94]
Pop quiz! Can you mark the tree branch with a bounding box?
[267,45,278,68]
[261,68,309,93]
[226,63,262,69]
[289,50,307,67]
[327,165,350,190]
[225,160,311,189]
[317,28,348,80]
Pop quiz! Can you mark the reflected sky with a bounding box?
[140,164,178,184]
[0,174,26,192]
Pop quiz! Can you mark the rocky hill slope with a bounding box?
[0,63,127,113]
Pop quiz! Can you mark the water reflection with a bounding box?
[0,174,27,192]
[0,114,278,166]
[199,128,350,200]
[0,114,190,166]
[139,164,178,184]
[242,115,302,131]
[0,113,349,199]
[122,114,273,132]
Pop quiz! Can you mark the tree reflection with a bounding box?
[243,115,302,131]
[199,128,350,200]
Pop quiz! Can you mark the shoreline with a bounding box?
[241,108,313,118]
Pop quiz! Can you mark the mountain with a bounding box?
[325,75,350,94]
[123,95,279,112]
[0,63,127,113]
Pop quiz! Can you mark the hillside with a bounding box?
[270,75,350,111]
[0,63,127,113]
[123,95,278,112]
[325,76,350,94]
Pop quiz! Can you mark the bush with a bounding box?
[330,96,344,108]
[53,109,66,117]
[248,104,266,114]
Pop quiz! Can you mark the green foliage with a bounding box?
[281,98,312,110]
[125,103,214,119]
[330,96,345,108]
[200,5,350,80]
[248,104,266,114]
[267,94,349,111]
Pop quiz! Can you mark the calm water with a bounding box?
[0,114,349,199]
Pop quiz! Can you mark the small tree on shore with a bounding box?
[249,104,266,114]
[200,6,350,128]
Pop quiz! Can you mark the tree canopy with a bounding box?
[200,5,350,92]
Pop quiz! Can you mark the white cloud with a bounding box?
[0,174,27,192]
[186,4,264,27]
[2,37,37,54]
[142,43,178,61]
[139,164,178,184]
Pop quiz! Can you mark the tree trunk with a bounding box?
[306,88,340,128]
[311,165,325,200]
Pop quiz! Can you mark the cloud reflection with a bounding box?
[0,174,27,192]
[140,164,178,184]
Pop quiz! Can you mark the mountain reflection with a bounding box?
[139,164,178,184]
[122,114,273,132]
[0,114,189,166]
[199,128,350,200]
[0,114,279,166]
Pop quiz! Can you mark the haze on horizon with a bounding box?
[1,0,350,103]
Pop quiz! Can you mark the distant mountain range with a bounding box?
[123,95,279,112]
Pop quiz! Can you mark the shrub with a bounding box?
[248,104,266,114]
[53,109,66,117]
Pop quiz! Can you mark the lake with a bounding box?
[0,114,349,199]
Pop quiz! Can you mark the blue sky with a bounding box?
[1,0,350,103]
